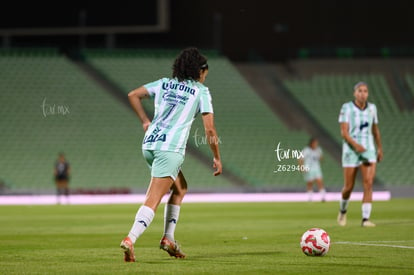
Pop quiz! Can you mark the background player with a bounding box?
[299,137,326,202]
[337,81,383,227]
[54,152,70,204]
[120,47,222,262]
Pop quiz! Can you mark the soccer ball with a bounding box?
[300,228,330,256]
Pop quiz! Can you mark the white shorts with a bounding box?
[304,167,322,182]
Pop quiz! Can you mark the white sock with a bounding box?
[128,205,155,243]
[307,191,313,202]
[163,204,180,240]
[339,198,349,213]
[362,203,372,220]
[320,189,326,201]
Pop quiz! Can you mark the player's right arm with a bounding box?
[202,113,222,176]
[340,122,366,153]
[128,86,151,131]
[298,149,304,166]
[67,163,71,177]
[372,123,383,162]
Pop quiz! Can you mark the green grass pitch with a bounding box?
[1,199,413,274]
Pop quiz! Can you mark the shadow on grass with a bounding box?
[375,220,414,226]
[144,250,282,264]
[192,251,282,259]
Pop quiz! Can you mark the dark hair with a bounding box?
[172,47,208,82]
[308,137,317,146]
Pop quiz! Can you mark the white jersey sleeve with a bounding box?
[144,78,165,98]
[338,103,350,123]
[199,88,214,114]
[372,104,378,124]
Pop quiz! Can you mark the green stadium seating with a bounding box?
[6,48,409,193]
[284,71,414,186]
[83,49,342,190]
[0,49,233,193]
[405,74,414,98]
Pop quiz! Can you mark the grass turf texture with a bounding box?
[0,199,413,274]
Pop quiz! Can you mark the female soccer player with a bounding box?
[120,47,222,262]
[337,82,383,227]
[299,137,326,202]
[54,152,70,204]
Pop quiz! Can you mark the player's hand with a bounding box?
[354,143,366,153]
[142,121,151,132]
[377,148,383,162]
[213,158,222,176]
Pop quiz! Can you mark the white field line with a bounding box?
[335,241,414,249]
[353,240,414,243]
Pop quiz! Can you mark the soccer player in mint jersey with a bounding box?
[337,82,383,227]
[299,137,326,202]
[120,48,222,262]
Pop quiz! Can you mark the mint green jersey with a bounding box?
[338,101,378,153]
[302,146,323,181]
[142,78,214,155]
[302,146,322,171]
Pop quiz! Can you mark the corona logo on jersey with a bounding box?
[162,81,196,95]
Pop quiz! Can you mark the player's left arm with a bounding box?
[372,123,383,162]
[128,86,151,131]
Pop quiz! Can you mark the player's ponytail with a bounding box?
[173,47,208,82]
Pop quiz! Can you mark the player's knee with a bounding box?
[173,176,188,197]
[174,186,187,197]
[363,179,373,189]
